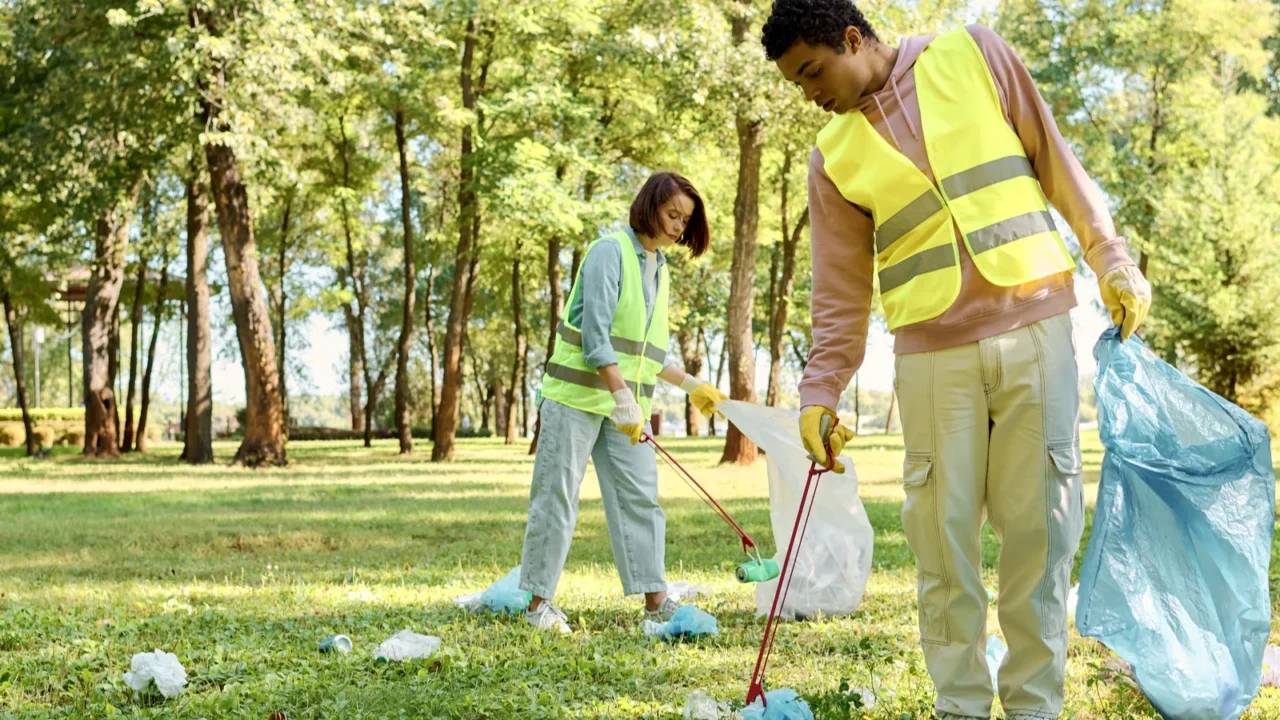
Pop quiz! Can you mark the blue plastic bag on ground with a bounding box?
[641,605,719,640]
[1077,329,1274,720]
[477,566,532,615]
[740,688,814,720]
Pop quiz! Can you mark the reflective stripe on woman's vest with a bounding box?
[539,231,670,417]
[816,27,1076,331]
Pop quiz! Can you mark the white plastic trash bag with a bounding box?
[122,649,187,698]
[718,400,874,620]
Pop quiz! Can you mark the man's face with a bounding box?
[775,28,877,115]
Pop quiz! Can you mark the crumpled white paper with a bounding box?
[122,649,187,698]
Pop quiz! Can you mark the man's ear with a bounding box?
[845,26,863,54]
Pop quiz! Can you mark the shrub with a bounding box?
[0,423,20,447]
[31,426,56,448]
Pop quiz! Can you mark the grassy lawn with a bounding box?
[0,434,1278,719]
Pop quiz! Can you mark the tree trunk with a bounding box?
[1,287,36,456]
[433,17,483,462]
[709,329,727,437]
[394,108,417,454]
[183,157,214,465]
[109,299,121,444]
[270,194,293,437]
[767,211,807,407]
[521,339,530,438]
[677,329,705,437]
[336,114,366,435]
[482,382,496,432]
[363,357,392,447]
[766,151,808,407]
[201,128,285,465]
[120,258,146,452]
[136,254,169,452]
[720,8,763,465]
[346,310,364,431]
[425,262,439,429]
[505,242,525,444]
[82,202,133,458]
[493,380,507,437]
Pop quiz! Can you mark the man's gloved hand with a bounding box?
[680,376,726,418]
[799,405,855,474]
[1099,265,1152,341]
[610,388,645,445]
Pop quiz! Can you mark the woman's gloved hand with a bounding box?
[610,388,645,445]
[680,376,726,418]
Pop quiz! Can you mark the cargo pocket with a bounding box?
[1043,440,1084,638]
[901,452,950,644]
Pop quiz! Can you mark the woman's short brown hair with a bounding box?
[629,171,711,258]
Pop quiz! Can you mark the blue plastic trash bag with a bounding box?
[985,635,1006,689]
[1076,328,1274,720]
[740,688,814,720]
[642,605,719,640]
[479,566,532,615]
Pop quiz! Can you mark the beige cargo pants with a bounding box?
[894,313,1084,720]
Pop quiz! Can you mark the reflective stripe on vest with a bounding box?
[539,231,670,417]
[556,321,668,366]
[816,27,1075,330]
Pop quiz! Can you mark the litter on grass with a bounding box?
[454,566,532,615]
[642,605,719,640]
[122,650,187,699]
[740,689,815,720]
[1261,646,1280,688]
[684,690,738,719]
[374,630,441,663]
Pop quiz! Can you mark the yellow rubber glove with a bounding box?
[799,405,855,474]
[681,376,727,418]
[610,388,644,445]
[1099,265,1152,341]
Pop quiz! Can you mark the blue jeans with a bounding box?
[519,399,667,599]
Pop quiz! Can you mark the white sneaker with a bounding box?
[525,601,571,634]
[643,596,681,623]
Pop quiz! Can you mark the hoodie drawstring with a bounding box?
[890,74,921,142]
[871,94,905,152]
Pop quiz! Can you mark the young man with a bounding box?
[760,2,1151,719]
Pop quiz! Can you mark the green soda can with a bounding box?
[735,558,781,583]
[319,634,353,654]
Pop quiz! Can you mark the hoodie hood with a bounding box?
[850,34,935,151]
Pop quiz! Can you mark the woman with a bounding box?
[518,171,725,634]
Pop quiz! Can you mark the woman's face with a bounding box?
[652,193,696,248]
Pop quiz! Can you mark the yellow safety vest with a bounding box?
[817,27,1075,331]
[540,231,670,417]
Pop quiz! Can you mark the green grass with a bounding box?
[0,434,1277,719]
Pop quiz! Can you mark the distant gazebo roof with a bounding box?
[55,268,185,305]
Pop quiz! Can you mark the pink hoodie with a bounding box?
[798,25,1136,410]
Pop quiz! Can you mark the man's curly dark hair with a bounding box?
[760,0,880,61]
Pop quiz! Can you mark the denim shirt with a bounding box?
[566,227,666,370]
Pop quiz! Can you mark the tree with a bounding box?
[719,0,764,465]
[393,107,417,453]
[1145,63,1280,410]
[190,6,288,466]
[434,15,495,462]
[183,156,214,465]
[136,240,172,452]
[120,249,149,453]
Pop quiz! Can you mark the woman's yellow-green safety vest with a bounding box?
[540,231,670,417]
[817,27,1076,331]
